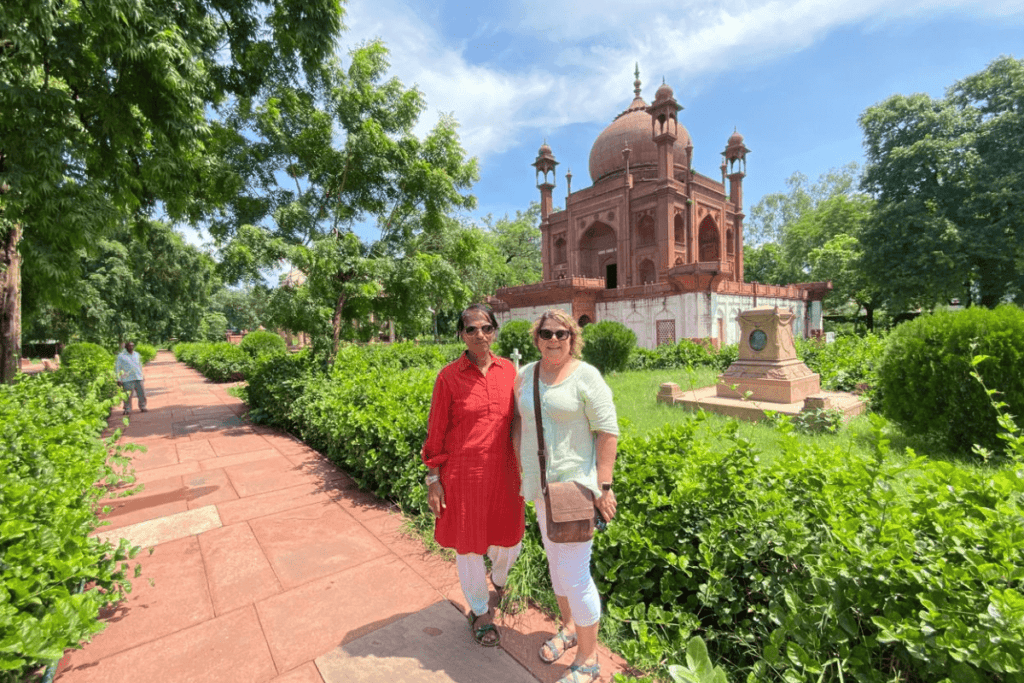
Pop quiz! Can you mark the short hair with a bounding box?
[456,303,499,335]
[531,309,584,358]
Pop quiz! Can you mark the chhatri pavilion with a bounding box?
[489,68,830,348]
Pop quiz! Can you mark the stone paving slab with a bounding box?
[316,600,537,683]
[55,350,633,683]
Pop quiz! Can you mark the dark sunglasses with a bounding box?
[464,325,495,335]
[538,329,571,341]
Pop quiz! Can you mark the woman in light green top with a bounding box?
[513,309,619,683]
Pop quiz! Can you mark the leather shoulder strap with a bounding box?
[533,365,549,495]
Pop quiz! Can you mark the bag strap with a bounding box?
[533,365,550,497]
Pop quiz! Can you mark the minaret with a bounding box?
[722,129,750,282]
[648,79,682,180]
[533,142,558,220]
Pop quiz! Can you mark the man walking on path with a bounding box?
[115,341,147,415]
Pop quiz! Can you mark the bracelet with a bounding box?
[425,474,440,486]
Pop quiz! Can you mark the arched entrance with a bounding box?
[578,315,592,327]
[698,217,719,262]
[580,221,617,288]
[638,258,656,284]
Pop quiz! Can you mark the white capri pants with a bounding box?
[456,542,522,617]
[534,498,601,627]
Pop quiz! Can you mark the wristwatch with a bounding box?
[601,482,612,492]
[425,474,440,486]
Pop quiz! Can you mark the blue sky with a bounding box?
[333,0,1021,241]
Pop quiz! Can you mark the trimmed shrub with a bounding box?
[239,330,287,358]
[601,414,1024,681]
[246,350,320,431]
[135,343,158,365]
[879,305,1024,455]
[627,338,717,371]
[1,365,141,680]
[56,342,117,399]
[173,341,251,382]
[796,333,886,404]
[581,321,636,374]
[494,319,540,363]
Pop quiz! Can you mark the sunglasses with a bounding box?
[463,325,495,335]
[538,329,571,341]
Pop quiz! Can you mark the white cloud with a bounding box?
[342,0,1020,162]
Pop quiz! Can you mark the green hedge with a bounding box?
[601,414,1024,682]
[173,341,251,382]
[239,330,287,358]
[494,320,540,364]
[1,369,141,680]
[879,306,1024,456]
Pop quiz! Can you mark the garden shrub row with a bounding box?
[174,331,292,382]
[602,412,1024,682]
[1,359,141,681]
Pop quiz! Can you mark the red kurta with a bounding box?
[422,352,525,555]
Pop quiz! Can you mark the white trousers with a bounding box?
[456,542,523,616]
[535,499,601,627]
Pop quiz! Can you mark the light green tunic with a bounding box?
[518,361,619,502]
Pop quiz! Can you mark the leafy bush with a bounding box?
[173,341,251,382]
[495,320,540,363]
[601,412,1024,682]
[246,350,320,431]
[0,367,141,681]
[879,305,1024,455]
[582,321,636,373]
[134,343,158,365]
[711,343,737,371]
[627,339,717,371]
[796,333,885,403]
[239,330,287,358]
[56,342,118,399]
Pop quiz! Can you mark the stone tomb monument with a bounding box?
[716,307,819,402]
[658,306,865,423]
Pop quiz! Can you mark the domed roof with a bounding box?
[728,130,744,145]
[655,81,674,102]
[538,142,553,156]
[588,81,691,183]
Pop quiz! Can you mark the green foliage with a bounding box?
[601,411,1024,682]
[173,342,251,382]
[0,367,141,680]
[860,56,1024,309]
[134,344,158,365]
[627,339,716,371]
[238,330,287,358]
[494,320,540,363]
[879,305,1024,456]
[245,350,321,432]
[197,312,230,342]
[582,321,636,374]
[56,343,117,399]
[795,333,886,404]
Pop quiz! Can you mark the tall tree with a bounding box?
[859,56,1024,310]
[0,0,343,382]
[210,42,478,351]
[745,163,860,247]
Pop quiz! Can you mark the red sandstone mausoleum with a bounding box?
[488,69,830,348]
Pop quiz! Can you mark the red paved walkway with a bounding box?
[53,351,630,683]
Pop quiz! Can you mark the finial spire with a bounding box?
[633,63,642,98]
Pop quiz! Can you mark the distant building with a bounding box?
[489,68,830,348]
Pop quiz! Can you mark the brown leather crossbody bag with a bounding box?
[534,365,596,544]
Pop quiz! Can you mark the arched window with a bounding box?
[726,229,734,256]
[638,259,656,284]
[637,215,655,247]
[554,237,567,264]
[698,217,720,262]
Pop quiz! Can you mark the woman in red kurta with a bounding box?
[422,304,525,647]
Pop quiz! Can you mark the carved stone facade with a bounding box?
[491,68,831,348]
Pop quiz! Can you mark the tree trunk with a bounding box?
[330,292,346,361]
[0,222,22,384]
[863,303,875,332]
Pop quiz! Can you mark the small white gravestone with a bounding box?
[510,347,522,371]
[825,332,836,344]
